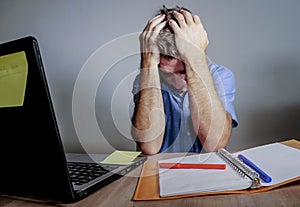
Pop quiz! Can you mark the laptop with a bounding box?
[0,36,146,203]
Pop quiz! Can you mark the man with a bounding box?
[131,6,238,155]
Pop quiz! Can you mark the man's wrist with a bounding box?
[140,53,160,69]
[141,60,159,70]
[182,49,207,67]
[139,67,161,91]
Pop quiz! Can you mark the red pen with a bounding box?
[159,162,226,170]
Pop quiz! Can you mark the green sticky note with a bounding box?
[0,51,28,108]
[101,151,142,165]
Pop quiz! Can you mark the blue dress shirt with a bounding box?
[132,62,238,153]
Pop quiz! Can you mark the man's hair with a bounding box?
[157,5,191,59]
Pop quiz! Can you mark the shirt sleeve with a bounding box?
[130,74,141,119]
[209,63,238,127]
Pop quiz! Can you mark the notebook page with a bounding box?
[158,152,252,197]
[233,143,300,186]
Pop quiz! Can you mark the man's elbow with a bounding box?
[139,142,161,155]
[203,119,232,152]
[203,139,228,152]
[131,125,164,155]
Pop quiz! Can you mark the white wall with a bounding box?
[1,0,299,153]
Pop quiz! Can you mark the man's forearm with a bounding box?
[185,52,232,152]
[131,63,165,155]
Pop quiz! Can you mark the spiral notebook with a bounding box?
[133,139,300,200]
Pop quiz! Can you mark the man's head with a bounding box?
[156,5,191,93]
[159,57,187,93]
[157,5,191,59]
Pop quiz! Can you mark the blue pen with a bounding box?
[238,154,272,183]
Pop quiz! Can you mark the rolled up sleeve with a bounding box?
[209,63,238,128]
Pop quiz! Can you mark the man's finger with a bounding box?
[146,14,165,32]
[172,11,186,28]
[193,14,201,24]
[153,20,167,33]
[168,19,180,34]
[180,9,193,25]
[146,21,167,45]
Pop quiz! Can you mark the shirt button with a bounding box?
[187,132,191,136]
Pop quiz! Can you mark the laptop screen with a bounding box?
[0,36,75,201]
[0,36,147,202]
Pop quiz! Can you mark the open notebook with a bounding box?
[133,139,300,200]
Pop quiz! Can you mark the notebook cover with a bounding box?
[133,139,300,201]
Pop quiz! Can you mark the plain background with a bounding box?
[1,0,299,153]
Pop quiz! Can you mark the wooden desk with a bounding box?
[1,153,300,207]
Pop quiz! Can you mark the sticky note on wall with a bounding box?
[0,51,28,108]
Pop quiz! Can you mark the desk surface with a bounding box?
[1,153,300,207]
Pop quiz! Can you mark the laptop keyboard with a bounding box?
[67,162,119,186]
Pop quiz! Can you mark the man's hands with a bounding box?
[169,10,209,62]
[139,14,166,68]
[139,9,208,67]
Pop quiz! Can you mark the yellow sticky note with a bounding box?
[101,150,142,165]
[0,51,28,108]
